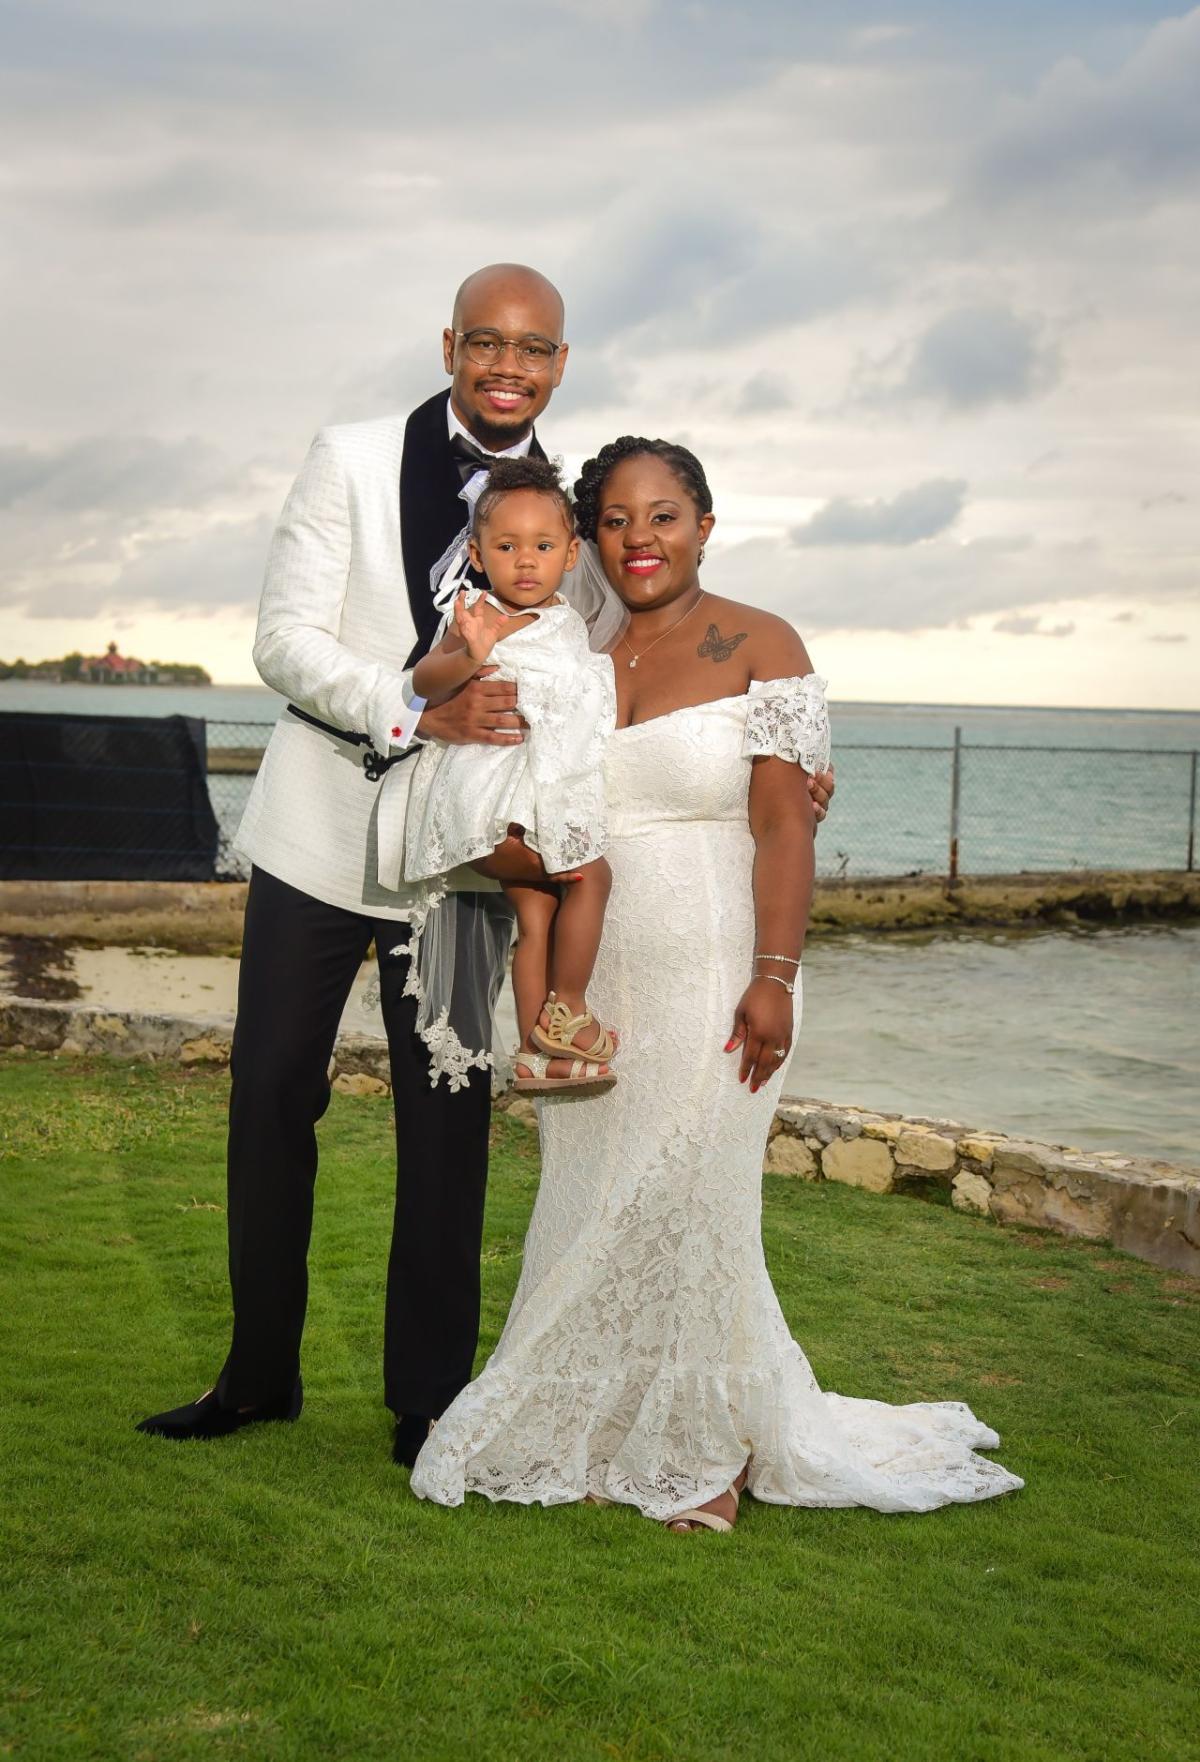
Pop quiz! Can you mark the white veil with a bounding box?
[558,539,629,654]
[386,886,515,1093]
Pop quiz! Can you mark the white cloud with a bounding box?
[993,614,1076,638]
[73,515,273,618]
[850,24,915,50]
[735,371,792,416]
[887,306,1060,411]
[970,7,1200,206]
[0,437,228,515]
[566,189,883,351]
[791,478,966,547]
[703,526,1196,638]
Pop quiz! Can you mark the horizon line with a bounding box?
[203,685,1197,715]
[3,678,1197,715]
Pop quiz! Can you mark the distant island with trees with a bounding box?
[0,641,211,686]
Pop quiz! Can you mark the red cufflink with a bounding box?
[391,726,401,738]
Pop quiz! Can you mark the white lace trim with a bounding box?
[360,884,496,1093]
[392,904,495,1094]
[743,673,831,773]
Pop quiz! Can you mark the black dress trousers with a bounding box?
[215,867,493,1419]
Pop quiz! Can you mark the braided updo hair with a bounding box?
[472,454,573,535]
[571,436,713,542]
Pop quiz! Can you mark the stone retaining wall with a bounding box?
[763,1098,1199,1278]
[2,997,1196,1279]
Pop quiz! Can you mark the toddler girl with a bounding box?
[405,457,617,1093]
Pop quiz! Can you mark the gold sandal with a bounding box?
[530,992,616,1065]
[512,1051,616,1096]
[664,1470,746,1535]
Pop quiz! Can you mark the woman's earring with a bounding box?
[698,544,706,566]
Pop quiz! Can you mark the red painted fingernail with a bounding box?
[724,1038,736,1052]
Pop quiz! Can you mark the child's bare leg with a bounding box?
[502,880,558,1050]
[540,857,612,1050]
[506,883,602,1078]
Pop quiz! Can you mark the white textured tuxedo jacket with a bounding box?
[236,416,480,920]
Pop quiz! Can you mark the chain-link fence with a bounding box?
[206,720,273,878]
[207,719,1199,882]
[824,738,1198,878]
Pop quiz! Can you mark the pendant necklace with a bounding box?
[619,590,707,670]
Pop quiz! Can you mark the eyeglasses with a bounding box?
[453,329,561,372]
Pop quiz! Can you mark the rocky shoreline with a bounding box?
[1,870,1197,962]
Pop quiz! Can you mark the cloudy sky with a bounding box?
[1,0,1197,706]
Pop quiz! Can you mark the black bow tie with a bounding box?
[449,432,501,487]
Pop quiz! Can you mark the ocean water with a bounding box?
[1,923,1193,1163]
[793,924,1199,1165]
[2,681,1198,877]
[0,679,288,727]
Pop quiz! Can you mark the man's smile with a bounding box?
[479,381,532,413]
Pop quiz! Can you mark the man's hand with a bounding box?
[807,764,835,825]
[416,667,524,746]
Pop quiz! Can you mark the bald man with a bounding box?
[138,266,569,1463]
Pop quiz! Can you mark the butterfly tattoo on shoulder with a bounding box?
[697,623,748,663]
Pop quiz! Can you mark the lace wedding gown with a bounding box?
[411,676,1024,1520]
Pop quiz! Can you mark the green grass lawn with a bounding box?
[1,1054,1197,1762]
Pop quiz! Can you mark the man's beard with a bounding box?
[468,409,533,451]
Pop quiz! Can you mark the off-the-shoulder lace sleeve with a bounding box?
[743,674,831,773]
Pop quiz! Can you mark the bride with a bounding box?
[411,436,1023,1532]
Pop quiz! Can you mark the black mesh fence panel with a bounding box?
[0,711,220,881]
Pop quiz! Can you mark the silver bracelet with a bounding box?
[759,973,795,994]
[755,952,801,966]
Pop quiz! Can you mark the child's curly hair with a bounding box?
[472,455,574,535]
[571,437,713,542]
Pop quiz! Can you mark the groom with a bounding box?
[137,262,835,1464]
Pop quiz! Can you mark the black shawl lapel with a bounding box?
[400,391,548,665]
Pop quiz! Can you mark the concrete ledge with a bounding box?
[0,998,392,1086]
[4,997,1197,1280]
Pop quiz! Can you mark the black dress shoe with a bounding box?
[136,1380,303,1439]
[393,1413,435,1467]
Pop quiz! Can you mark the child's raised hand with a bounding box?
[454,589,498,664]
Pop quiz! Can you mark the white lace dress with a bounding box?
[404,592,616,881]
[411,676,1025,1520]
